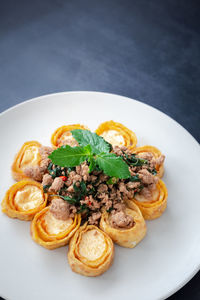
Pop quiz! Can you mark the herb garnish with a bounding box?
[106,177,117,185]
[129,174,140,182]
[49,130,130,179]
[71,129,111,154]
[148,168,157,175]
[58,195,77,205]
[47,162,67,178]
[49,144,93,167]
[77,204,89,214]
[122,152,148,167]
[43,184,51,192]
[73,181,87,200]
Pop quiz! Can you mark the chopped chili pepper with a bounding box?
[59,176,67,181]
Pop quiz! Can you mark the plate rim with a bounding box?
[0,90,200,300]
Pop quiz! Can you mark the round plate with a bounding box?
[0,91,200,300]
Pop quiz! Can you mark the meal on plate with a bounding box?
[1,120,168,277]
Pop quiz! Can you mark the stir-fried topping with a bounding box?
[24,130,165,228]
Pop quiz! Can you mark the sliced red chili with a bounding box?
[59,176,67,181]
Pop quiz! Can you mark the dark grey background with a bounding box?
[0,0,199,299]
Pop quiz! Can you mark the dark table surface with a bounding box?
[0,0,200,299]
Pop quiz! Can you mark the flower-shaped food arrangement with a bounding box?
[2,120,167,276]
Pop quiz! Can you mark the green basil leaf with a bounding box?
[130,175,140,182]
[71,129,111,154]
[57,195,77,205]
[96,153,130,179]
[88,156,96,173]
[48,144,92,167]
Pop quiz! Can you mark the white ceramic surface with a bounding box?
[0,91,200,300]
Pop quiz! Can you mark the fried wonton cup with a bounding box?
[125,180,168,220]
[11,141,42,181]
[132,145,165,178]
[100,206,146,248]
[1,180,48,221]
[68,223,114,277]
[95,120,137,149]
[31,206,81,250]
[51,124,89,148]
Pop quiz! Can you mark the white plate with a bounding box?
[0,91,200,300]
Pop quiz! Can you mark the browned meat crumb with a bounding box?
[140,183,157,199]
[49,177,64,193]
[112,145,131,156]
[109,211,134,229]
[118,182,128,194]
[67,185,74,192]
[90,175,97,182]
[138,169,158,185]
[88,212,102,225]
[80,195,101,210]
[50,197,70,220]
[40,157,51,171]
[24,166,43,181]
[138,152,165,169]
[69,205,77,218]
[39,146,53,159]
[140,187,153,199]
[42,174,53,186]
[155,154,165,166]
[126,181,140,189]
[113,202,126,211]
[99,173,109,182]
[97,184,108,193]
[138,152,154,161]
[59,138,78,147]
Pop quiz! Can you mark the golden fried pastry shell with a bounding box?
[100,206,146,248]
[132,145,164,178]
[125,179,168,220]
[31,206,81,249]
[51,124,89,148]
[95,120,137,149]
[1,180,47,221]
[68,224,114,276]
[11,141,42,181]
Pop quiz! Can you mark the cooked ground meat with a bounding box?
[138,169,158,185]
[39,146,53,158]
[49,177,64,193]
[138,152,165,169]
[58,137,79,147]
[140,187,152,199]
[42,174,53,186]
[98,184,108,193]
[50,197,70,220]
[88,212,102,225]
[41,145,161,225]
[24,166,43,181]
[40,157,51,171]
[109,211,134,229]
[155,154,165,166]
